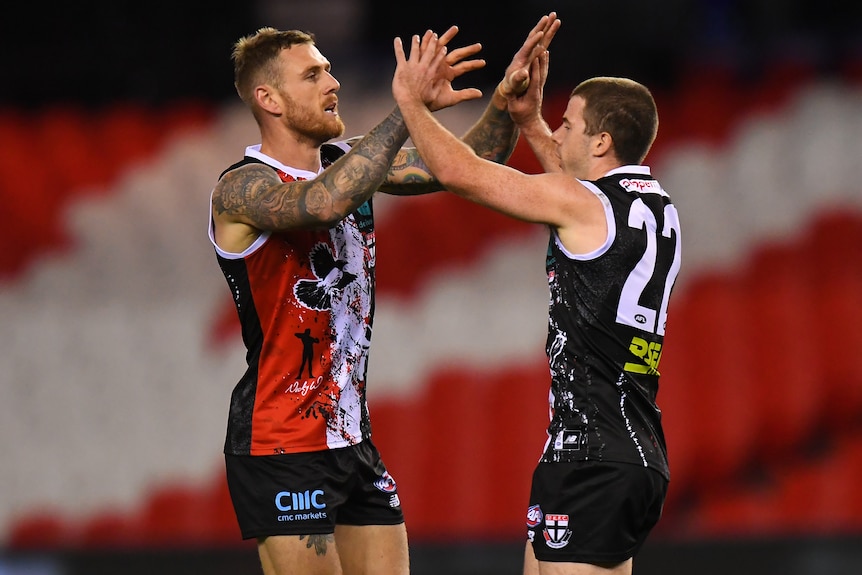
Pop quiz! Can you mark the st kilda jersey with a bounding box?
[542,165,681,480]
[208,143,377,456]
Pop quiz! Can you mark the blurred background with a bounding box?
[1,1,861,573]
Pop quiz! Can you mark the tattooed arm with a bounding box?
[377,13,560,196]
[374,90,517,196]
[211,109,408,252]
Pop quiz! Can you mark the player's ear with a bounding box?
[594,131,613,158]
[254,84,281,115]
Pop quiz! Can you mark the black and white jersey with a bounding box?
[542,165,681,480]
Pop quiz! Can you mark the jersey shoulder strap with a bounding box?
[218,156,267,181]
[321,143,348,167]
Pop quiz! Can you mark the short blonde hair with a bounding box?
[232,27,316,107]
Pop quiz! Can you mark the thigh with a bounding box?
[334,523,409,575]
[524,539,633,575]
[259,533,342,575]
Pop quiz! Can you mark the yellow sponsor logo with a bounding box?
[624,337,662,376]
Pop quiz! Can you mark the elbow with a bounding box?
[434,163,472,191]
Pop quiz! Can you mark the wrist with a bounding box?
[490,83,509,111]
[513,114,547,134]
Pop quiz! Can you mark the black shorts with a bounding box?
[525,460,667,564]
[225,440,404,540]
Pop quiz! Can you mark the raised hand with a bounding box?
[393,26,485,112]
[501,13,560,126]
[499,12,560,98]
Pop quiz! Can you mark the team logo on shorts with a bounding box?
[526,504,543,528]
[373,471,397,493]
[543,513,572,549]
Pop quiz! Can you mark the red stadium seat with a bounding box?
[657,295,698,509]
[742,241,823,455]
[805,211,862,427]
[78,510,139,548]
[673,274,759,488]
[691,483,783,536]
[7,512,73,549]
[97,104,162,180]
[35,106,111,192]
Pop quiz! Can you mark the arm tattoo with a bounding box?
[380,104,517,196]
[299,533,334,556]
[378,148,445,195]
[462,104,518,164]
[214,110,409,230]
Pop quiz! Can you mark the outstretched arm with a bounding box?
[464,11,561,164]
[506,49,561,173]
[212,108,409,252]
[502,13,561,173]
[391,32,557,225]
[214,25,490,241]
[381,13,561,195]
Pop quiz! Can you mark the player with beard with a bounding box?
[207,15,559,575]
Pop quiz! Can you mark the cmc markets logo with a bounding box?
[275,490,328,522]
[275,489,326,511]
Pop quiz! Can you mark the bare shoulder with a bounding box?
[549,172,601,203]
[212,163,281,218]
[525,172,606,228]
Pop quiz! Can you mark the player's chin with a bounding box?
[329,116,346,138]
[317,117,345,142]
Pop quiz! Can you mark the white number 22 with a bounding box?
[616,199,681,336]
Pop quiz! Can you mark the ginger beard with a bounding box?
[281,89,345,146]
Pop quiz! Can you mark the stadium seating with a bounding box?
[3,69,862,549]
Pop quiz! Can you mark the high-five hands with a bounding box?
[500,12,561,125]
[393,26,485,112]
[499,12,560,98]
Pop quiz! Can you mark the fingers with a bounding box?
[417,30,439,64]
[529,54,545,96]
[528,13,550,38]
[539,15,561,50]
[453,87,484,103]
[537,50,549,84]
[445,42,483,65]
[449,57,486,78]
[393,37,406,64]
[437,25,460,48]
[517,29,544,60]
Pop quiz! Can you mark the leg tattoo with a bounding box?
[299,533,334,556]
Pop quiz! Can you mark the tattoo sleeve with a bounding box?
[213,109,409,230]
[379,102,518,196]
[461,102,518,165]
[377,148,445,195]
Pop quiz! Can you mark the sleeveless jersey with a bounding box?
[208,143,378,456]
[542,165,681,480]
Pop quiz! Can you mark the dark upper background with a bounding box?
[1,0,860,109]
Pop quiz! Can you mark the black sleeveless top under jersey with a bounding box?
[542,166,681,480]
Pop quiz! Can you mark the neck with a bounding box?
[584,157,623,180]
[259,125,323,173]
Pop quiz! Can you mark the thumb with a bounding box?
[501,68,530,97]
